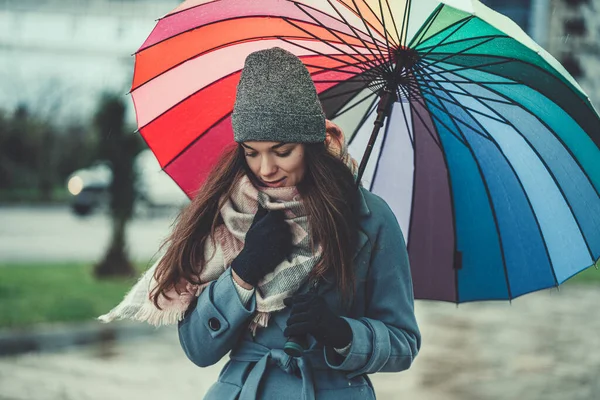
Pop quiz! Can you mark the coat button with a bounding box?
[208,317,221,331]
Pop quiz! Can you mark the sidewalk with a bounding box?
[1,285,599,400]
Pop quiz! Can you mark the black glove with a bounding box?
[283,292,352,349]
[231,205,292,287]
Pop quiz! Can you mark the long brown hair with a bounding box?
[151,134,360,307]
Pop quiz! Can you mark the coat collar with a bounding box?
[357,186,371,218]
[353,187,371,260]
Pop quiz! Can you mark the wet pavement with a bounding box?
[1,284,599,400]
[0,206,179,264]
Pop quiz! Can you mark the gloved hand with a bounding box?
[283,292,353,349]
[231,205,292,287]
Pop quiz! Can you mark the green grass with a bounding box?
[0,187,71,204]
[0,261,598,329]
[0,262,150,329]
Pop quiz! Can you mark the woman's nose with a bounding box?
[260,156,277,177]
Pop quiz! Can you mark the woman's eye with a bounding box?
[276,151,292,158]
[245,152,258,158]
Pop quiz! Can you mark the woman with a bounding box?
[101,47,420,399]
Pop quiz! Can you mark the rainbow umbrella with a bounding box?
[131,0,600,302]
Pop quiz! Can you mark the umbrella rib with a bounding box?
[282,17,380,71]
[278,37,374,72]
[319,82,373,101]
[286,4,385,70]
[303,56,378,75]
[416,81,515,105]
[348,0,391,68]
[321,0,389,70]
[348,97,379,145]
[413,69,502,139]
[314,78,370,83]
[426,67,595,264]
[414,58,516,81]
[376,0,393,60]
[331,91,378,119]
[290,1,389,47]
[398,0,412,46]
[348,0,399,48]
[408,4,443,48]
[383,0,402,46]
[396,87,415,148]
[416,16,474,61]
[368,98,394,191]
[414,93,486,143]
[416,35,507,52]
[416,36,499,72]
[416,83,508,125]
[401,88,459,149]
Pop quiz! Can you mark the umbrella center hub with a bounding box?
[367,47,420,101]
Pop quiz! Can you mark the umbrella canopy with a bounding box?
[131,0,600,302]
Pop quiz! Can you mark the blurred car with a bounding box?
[66,150,189,216]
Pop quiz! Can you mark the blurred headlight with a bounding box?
[68,176,84,196]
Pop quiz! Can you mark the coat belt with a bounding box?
[230,341,328,400]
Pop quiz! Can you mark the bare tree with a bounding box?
[94,93,141,278]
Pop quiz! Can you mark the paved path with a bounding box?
[0,206,178,263]
[1,284,599,400]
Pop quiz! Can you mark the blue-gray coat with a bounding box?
[178,188,421,399]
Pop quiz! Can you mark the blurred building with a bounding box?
[483,0,600,109]
[0,0,179,123]
[481,0,551,46]
[545,0,600,108]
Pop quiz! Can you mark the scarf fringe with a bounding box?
[249,312,272,336]
[98,301,185,327]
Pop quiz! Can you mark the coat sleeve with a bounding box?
[178,267,256,367]
[323,199,421,379]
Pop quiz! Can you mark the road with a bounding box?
[0,205,179,263]
[1,285,599,400]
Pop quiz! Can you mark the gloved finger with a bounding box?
[291,293,316,303]
[286,296,313,312]
[283,297,294,307]
[288,302,311,315]
[266,209,286,223]
[286,312,312,326]
[284,322,314,337]
[251,204,269,226]
[291,294,320,308]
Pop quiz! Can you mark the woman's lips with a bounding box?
[260,177,286,188]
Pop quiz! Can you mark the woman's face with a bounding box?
[242,141,306,188]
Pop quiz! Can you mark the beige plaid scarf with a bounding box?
[99,175,323,331]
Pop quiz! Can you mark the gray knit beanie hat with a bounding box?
[232,47,326,143]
